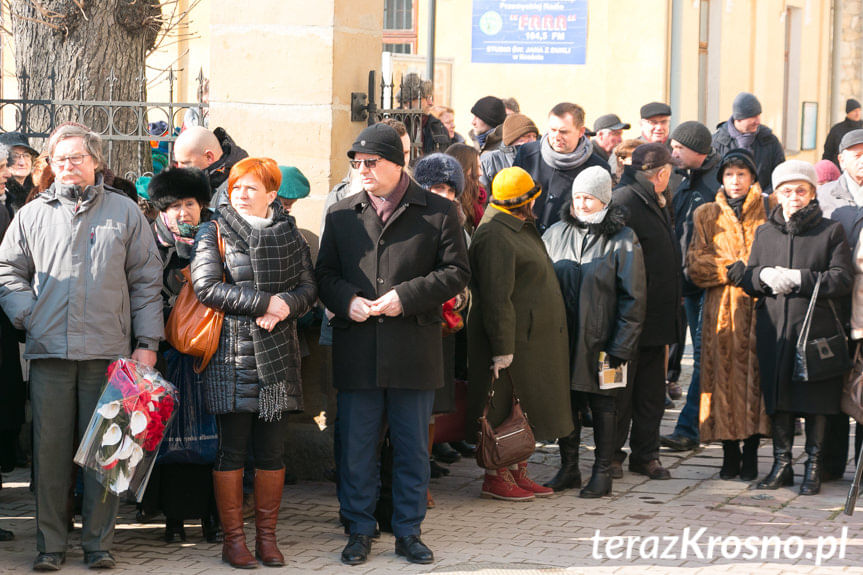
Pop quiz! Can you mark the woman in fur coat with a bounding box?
[686,149,772,481]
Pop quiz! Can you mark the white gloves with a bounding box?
[760,266,801,295]
[491,354,514,379]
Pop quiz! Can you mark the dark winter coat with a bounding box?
[712,123,785,194]
[612,166,682,345]
[422,114,453,154]
[513,140,611,233]
[742,201,853,415]
[4,177,31,217]
[315,178,470,392]
[686,186,772,441]
[191,204,317,415]
[542,204,646,395]
[674,151,720,296]
[466,207,573,442]
[469,125,503,154]
[207,127,249,208]
[823,117,863,167]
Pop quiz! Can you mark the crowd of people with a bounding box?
[0,88,862,571]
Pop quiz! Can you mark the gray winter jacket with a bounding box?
[480,144,517,191]
[817,173,863,250]
[0,175,164,360]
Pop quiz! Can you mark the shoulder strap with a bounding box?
[762,194,771,217]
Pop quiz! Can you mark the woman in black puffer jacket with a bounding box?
[191,157,317,568]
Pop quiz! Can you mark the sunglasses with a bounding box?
[349,158,381,169]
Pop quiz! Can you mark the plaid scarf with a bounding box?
[219,203,304,421]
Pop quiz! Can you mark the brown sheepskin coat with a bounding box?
[686,186,772,442]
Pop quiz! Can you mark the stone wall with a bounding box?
[840,0,863,100]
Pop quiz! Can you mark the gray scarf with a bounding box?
[540,134,594,171]
[726,116,757,152]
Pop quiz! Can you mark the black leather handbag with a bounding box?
[793,273,851,382]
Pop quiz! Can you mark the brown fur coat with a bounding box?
[686,185,772,442]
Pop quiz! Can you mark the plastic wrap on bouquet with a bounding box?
[73,358,179,501]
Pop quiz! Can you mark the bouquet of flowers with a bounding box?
[74,358,179,501]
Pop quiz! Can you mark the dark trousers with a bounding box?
[337,388,433,538]
[214,412,289,471]
[614,345,667,465]
[30,359,116,554]
[673,293,704,440]
[822,413,850,477]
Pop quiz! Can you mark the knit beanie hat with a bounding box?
[413,153,465,198]
[148,167,211,211]
[631,143,673,171]
[814,159,841,184]
[277,166,310,200]
[732,92,762,120]
[471,96,507,128]
[490,167,541,209]
[847,98,862,114]
[717,148,758,184]
[670,121,713,155]
[347,123,405,166]
[771,160,818,192]
[571,166,612,205]
[502,113,539,146]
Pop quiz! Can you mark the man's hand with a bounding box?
[256,312,281,332]
[266,295,291,321]
[369,290,403,317]
[491,354,514,379]
[348,296,375,322]
[131,349,157,367]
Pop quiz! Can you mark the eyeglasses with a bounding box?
[10,153,31,162]
[50,154,90,167]
[776,186,812,198]
[349,158,380,170]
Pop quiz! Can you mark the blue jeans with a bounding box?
[337,388,434,538]
[673,293,703,440]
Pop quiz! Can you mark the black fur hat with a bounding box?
[148,167,211,211]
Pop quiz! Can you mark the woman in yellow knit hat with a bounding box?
[466,167,574,501]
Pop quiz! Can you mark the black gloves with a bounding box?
[725,260,746,287]
[606,354,625,369]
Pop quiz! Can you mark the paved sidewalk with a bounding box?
[2,365,863,574]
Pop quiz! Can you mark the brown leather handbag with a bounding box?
[475,370,536,470]
[165,225,225,374]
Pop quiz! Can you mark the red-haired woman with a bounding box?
[192,157,317,568]
[446,143,487,234]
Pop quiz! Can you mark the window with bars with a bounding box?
[383,0,417,54]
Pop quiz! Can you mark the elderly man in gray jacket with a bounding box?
[0,124,164,571]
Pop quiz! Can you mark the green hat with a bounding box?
[278,166,310,200]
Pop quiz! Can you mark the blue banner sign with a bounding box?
[471,1,588,65]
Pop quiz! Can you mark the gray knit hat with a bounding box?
[732,92,762,120]
[571,166,612,206]
[671,121,713,155]
[772,160,817,192]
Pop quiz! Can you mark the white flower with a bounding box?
[95,448,119,468]
[101,423,122,446]
[96,401,121,420]
[129,443,144,468]
[110,469,130,493]
[117,435,135,460]
[129,411,148,435]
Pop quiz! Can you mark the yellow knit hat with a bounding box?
[490,167,541,209]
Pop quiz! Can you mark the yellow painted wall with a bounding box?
[417,0,833,162]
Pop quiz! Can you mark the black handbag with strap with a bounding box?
[792,273,851,382]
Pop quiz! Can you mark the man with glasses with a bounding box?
[316,123,469,566]
[0,123,164,571]
[712,92,785,193]
[0,132,39,213]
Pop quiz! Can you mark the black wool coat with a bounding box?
[612,167,682,345]
[315,178,470,392]
[742,201,853,415]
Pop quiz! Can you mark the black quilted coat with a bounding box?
[191,204,317,415]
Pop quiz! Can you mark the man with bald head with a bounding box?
[173,126,248,207]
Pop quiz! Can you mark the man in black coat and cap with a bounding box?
[316,123,469,567]
[823,98,863,168]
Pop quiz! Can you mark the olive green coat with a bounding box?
[466,207,574,442]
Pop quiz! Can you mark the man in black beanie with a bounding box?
[822,98,863,168]
[316,122,469,567]
[468,95,506,153]
[712,92,785,193]
[661,121,721,452]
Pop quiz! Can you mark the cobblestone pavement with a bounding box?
[2,357,863,574]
